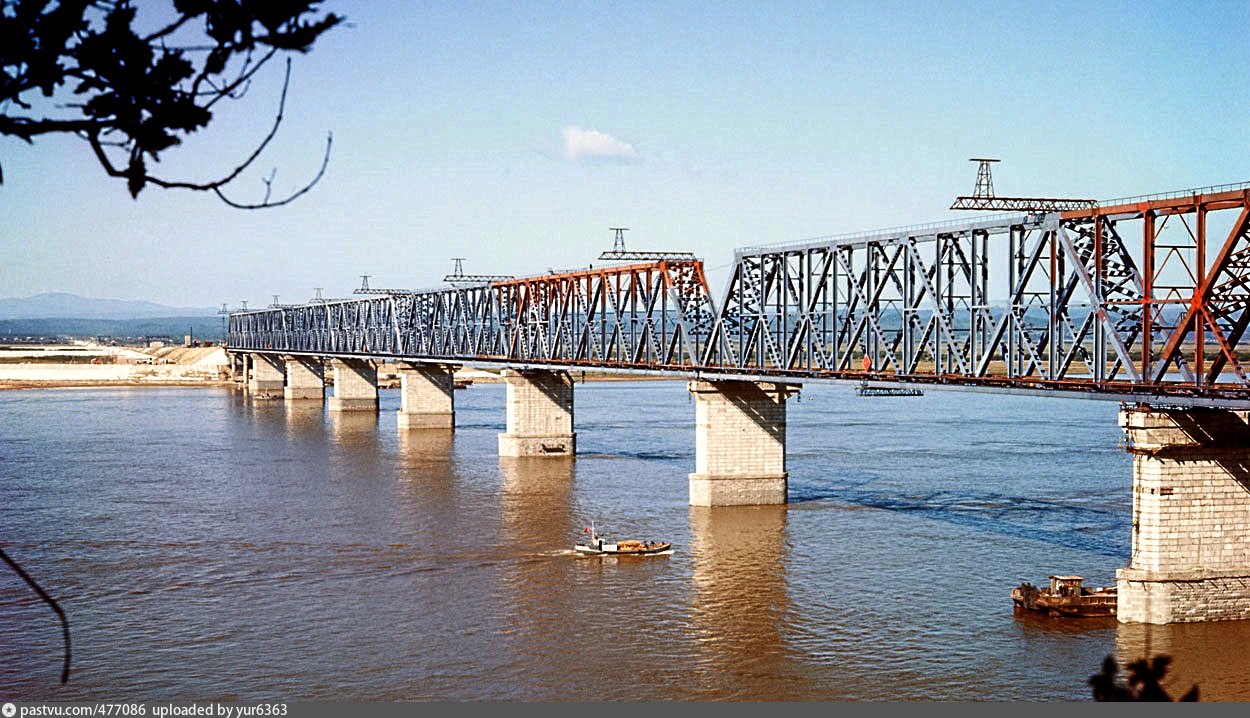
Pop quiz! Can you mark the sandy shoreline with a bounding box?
[0,379,234,390]
[1,342,683,391]
[0,365,680,391]
[0,374,681,390]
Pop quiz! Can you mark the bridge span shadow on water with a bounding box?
[788,483,1130,559]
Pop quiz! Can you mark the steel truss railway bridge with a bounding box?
[233,184,1250,407]
[229,181,1250,624]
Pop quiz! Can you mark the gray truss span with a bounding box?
[231,260,716,371]
[230,185,1250,408]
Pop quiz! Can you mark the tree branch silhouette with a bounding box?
[0,0,343,208]
[1,546,71,685]
[1090,654,1199,701]
[82,57,333,209]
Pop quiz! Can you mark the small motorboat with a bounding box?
[574,524,672,556]
[1012,575,1117,617]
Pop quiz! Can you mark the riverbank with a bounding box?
[0,344,681,390]
[0,343,231,390]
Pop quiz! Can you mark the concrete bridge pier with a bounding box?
[397,362,457,430]
[283,356,325,401]
[247,353,285,396]
[1117,406,1250,623]
[328,358,378,412]
[688,380,800,506]
[498,369,575,457]
[226,352,244,384]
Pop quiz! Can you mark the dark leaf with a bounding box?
[1091,654,1200,702]
[126,157,146,198]
[204,46,228,75]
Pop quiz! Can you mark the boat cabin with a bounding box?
[1049,575,1086,597]
[1013,574,1116,617]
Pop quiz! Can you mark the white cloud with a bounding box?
[562,125,639,163]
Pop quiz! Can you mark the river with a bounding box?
[3,381,1249,700]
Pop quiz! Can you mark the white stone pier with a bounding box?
[397,363,457,430]
[1117,406,1250,624]
[687,380,799,506]
[247,353,285,396]
[283,356,325,401]
[328,358,378,412]
[498,370,575,457]
[227,352,245,384]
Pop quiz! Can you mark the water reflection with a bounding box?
[1115,620,1250,700]
[325,411,386,490]
[230,391,291,446]
[498,457,576,547]
[687,505,796,699]
[227,385,249,409]
[327,410,379,444]
[393,430,458,515]
[496,458,580,699]
[282,403,325,440]
[237,391,285,423]
[1011,610,1118,638]
[396,430,454,474]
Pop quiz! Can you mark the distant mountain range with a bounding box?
[0,293,223,342]
[0,292,218,320]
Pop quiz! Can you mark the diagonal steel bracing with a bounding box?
[231,261,717,372]
[229,186,1250,406]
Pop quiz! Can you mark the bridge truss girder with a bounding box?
[229,260,716,371]
[229,188,1250,405]
[702,188,1250,403]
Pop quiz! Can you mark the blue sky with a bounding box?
[2,0,1247,308]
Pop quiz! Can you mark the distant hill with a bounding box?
[0,317,226,342]
[0,292,218,320]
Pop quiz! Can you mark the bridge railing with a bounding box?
[1095,180,1250,211]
